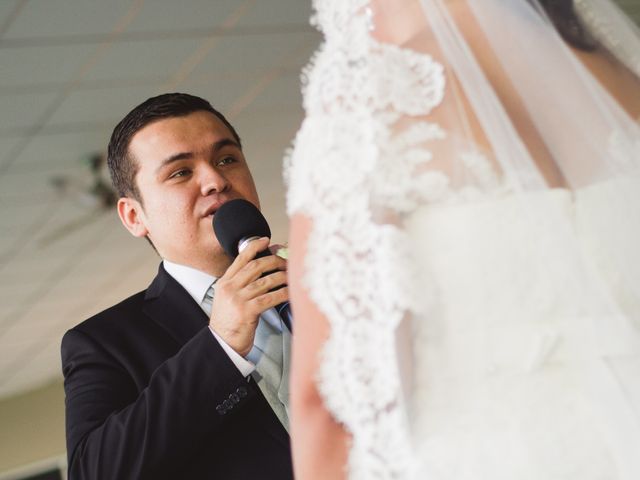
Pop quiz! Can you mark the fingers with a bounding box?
[217,235,288,302]
[249,286,289,313]
[233,254,287,288]
[221,237,287,287]
[209,237,289,357]
[245,270,288,297]
[223,237,271,278]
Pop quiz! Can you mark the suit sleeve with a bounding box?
[61,326,256,480]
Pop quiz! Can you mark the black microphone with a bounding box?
[212,199,292,330]
[213,198,293,331]
[213,199,271,259]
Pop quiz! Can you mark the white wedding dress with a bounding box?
[286,1,640,478]
[407,179,640,479]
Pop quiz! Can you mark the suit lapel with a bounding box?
[143,264,208,346]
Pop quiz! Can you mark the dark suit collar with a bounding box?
[144,263,209,346]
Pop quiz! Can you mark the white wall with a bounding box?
[0,381,66,476]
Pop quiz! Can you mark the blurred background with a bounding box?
[0,1,638,479]
[0,0,319,478]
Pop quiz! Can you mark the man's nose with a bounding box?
[200,164,230,195]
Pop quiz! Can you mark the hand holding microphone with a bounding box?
[209,200,289,357]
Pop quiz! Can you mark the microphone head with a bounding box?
[212,199,271,257]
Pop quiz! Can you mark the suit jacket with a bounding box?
[61,264,293,480]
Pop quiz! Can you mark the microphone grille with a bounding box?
[212,199,271,257]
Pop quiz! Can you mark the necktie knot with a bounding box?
[202,281,216,316]
[204,284,215,301]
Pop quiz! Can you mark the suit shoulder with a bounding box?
[68,289,147,336]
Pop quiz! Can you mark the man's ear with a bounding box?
[117,197,149,238]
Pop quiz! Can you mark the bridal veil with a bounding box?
[286,1,640,478]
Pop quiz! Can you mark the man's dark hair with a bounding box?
[107,92,242,202]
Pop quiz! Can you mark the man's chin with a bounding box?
[206,243,233,268]
[207,253,232,277]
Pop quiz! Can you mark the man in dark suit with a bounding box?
[61,93,293,479]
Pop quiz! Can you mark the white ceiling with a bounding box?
[1,0,639,401]
[0,0,320,400]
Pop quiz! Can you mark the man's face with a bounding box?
[119,110,260,275]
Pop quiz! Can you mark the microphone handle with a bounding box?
[237,235,284,283]
[237,236,270,258]
[254,248,272,260]
[237,237,291,331]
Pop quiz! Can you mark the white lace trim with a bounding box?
[285,1,455,477]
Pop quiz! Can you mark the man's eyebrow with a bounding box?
[156,138,241,173]
[212,138,241,154]
[157,151,193,172]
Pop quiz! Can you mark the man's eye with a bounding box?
[216,156,236,167]
[169,169,191,179]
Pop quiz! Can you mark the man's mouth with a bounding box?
[203,200,230,219]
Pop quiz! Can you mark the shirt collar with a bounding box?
[163,260,217,306]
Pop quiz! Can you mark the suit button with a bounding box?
[216,405,226,416]
[236,386,248,398]
[229,393,240,404]
[223,399,233,410]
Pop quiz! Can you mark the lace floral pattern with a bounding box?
[286,0,455,477]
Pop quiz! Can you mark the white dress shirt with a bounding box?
[163,260,284,378]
